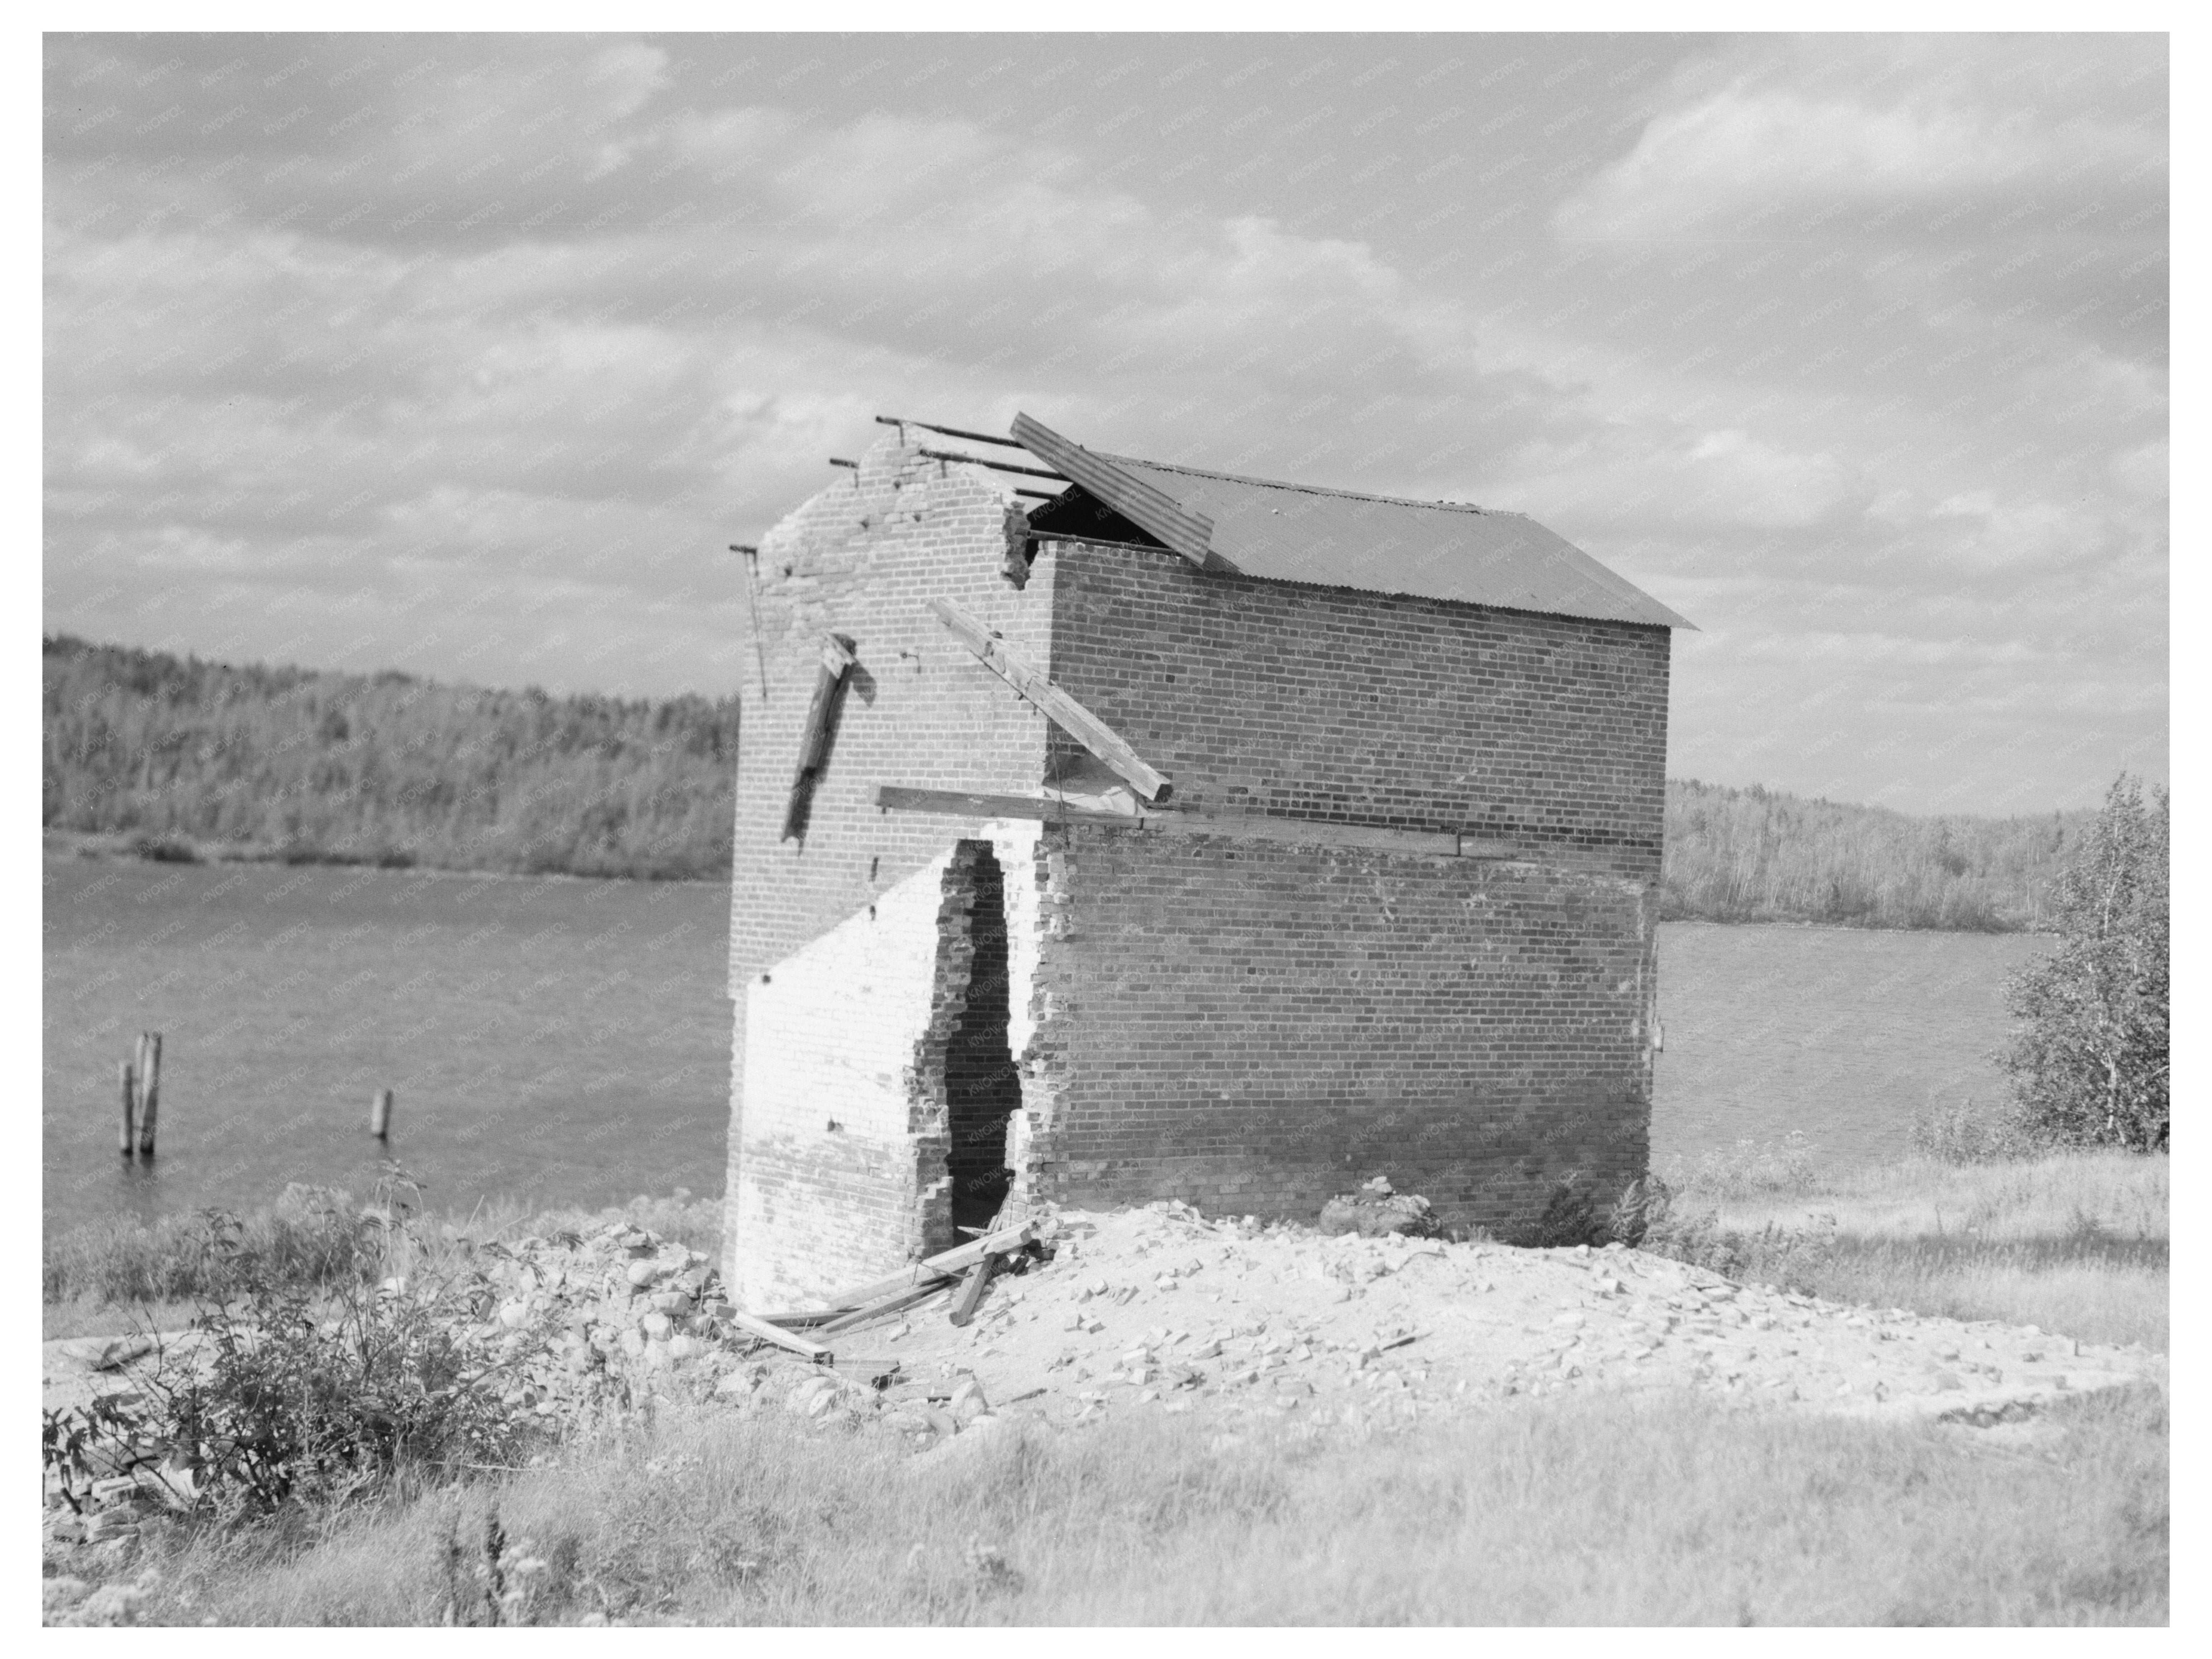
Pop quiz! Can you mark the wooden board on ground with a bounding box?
[818,1220,1039,1314]
[725,1309,833,1362]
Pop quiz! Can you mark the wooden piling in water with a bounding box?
[135,1032,162,1157]
[371,1087,393,1139]
[119,1061,137,1157]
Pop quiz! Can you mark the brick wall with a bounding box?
[1018,826,1657,1234]
[1003,536,1672,1234]
[1044,539,1671,876]
[725,434,1676,1298]
[723,433,1058,1302]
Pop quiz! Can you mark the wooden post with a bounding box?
[371,1088,394,1139]
[947,1254,998,1328]
[134,1032,161,1158]
[119,1061,137,1157]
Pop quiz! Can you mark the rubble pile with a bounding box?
[45,1196,2170,1548]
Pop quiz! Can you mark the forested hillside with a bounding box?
[45,635,2097,921]
[1661,778,2090,931]
[43,636,738,880]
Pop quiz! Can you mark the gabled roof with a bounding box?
[1012,412,1694,631]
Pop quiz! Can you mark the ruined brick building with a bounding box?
[722,413,1693,1306]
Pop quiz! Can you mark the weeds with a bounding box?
[1907,1099,2049,1164]
[126,1390,2168,1625]
[43,1175,546,1522]
[1642,1148,2168,1350]
[45,1184,373,1306]
[46,1185,725,1315]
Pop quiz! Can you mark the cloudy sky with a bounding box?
[43,32,2167,814]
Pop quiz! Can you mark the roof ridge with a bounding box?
[1095,451,1512,517]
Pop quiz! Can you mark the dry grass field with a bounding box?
[1658,1145,2168,1353]
[45,1150,2168,1626]
[114,1381,2167,1626]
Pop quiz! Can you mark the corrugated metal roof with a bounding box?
[1011,413,1693,630]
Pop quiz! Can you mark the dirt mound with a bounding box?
[45,1198,2167,1511]
[847,1200,2162,1442]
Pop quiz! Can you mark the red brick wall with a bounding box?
[1021,825,1659,1234]
[725,443,1677,1292]
[1043,539,1671,877]
[1015,537,1672,1233]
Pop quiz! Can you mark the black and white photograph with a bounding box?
[36,19,2172,1628]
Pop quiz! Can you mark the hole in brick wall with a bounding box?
[945,842,1020,1237]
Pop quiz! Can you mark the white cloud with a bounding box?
[1556,36,2165,244]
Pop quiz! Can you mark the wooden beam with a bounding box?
[947,1256,998,1328]
[1012,411,1225,573]
[725,1309,833,1362]
[815,1280,953,1338]
[917,447,1069,482]
[876,785,1135,826]
[815,1220,1038,1315]
[782,634,857,841]
[928,598,1172,802]
[875,414,1026,449]
[874,784,1525,862]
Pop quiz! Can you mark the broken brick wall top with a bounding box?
[725,438,1057,996]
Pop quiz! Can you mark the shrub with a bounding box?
[45,1183,373,1305]
[1661,1132,1825,1200]
[1907,1099,2048,1165]
[43,1184,542,1520]
[129,835,199,863]
[1996,776,2169,1151]
[1509,1175,1609,1248]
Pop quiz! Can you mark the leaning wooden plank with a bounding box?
[927,598,1172,802]
[817,1280,953,1338]
[820,1220,1039,1314]
[1012,411,1224,572]
[876,785,1135,827]
[782,634,858,841]
[725,1309,833,1362]
[947,1256,998,1328]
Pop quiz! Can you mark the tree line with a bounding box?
[48,634,2102,924]
[43,635,738,881]
[1660,777,2094,932]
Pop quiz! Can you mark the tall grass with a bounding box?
[1651,1145,2168,1351]
[134,1386,2167,1626]
[43,1186,724,1323]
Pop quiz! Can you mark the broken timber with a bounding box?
[743,1220,1040,1341]
[874,785,1523,860]
[725,1309,835,1362]
[946,1255,998,1328]
[782,633,858,841]
[928,598,1171,802]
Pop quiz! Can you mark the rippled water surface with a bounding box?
[44,857,2049,1232]
[1649,920,2048,1168]
[43,856,732,1233]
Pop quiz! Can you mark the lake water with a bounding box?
[43,856,733,1235]
[1647,920,2048,1168]
[42,857,2051,1234]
